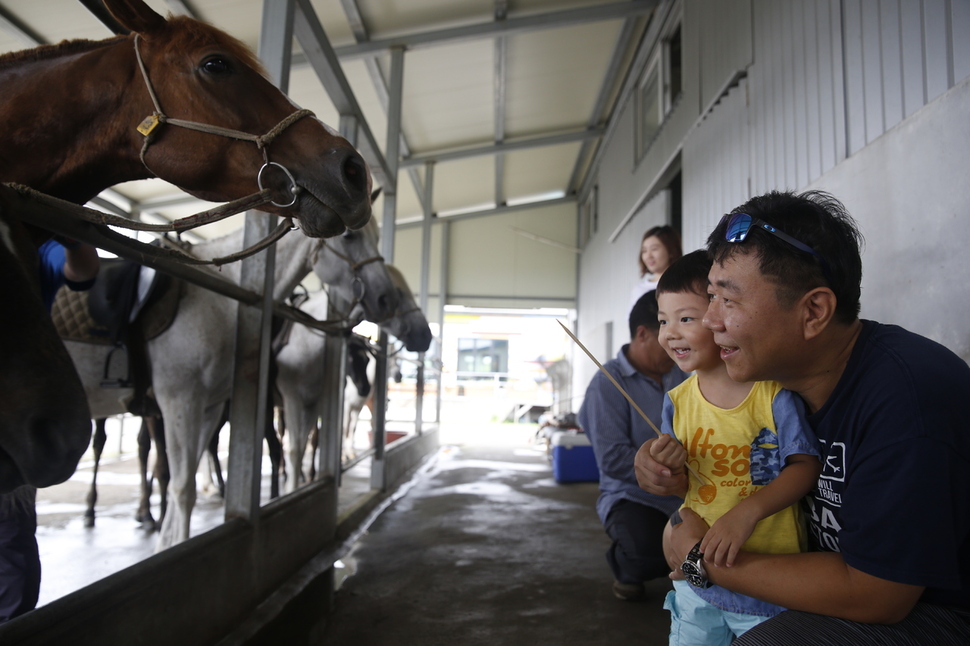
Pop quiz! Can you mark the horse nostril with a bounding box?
[378,294,391,315]
[342,152,367,195]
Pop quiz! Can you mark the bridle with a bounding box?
[312,235,386,318]
[132,34,312,208]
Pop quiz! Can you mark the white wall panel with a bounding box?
[697,0,753,113]
[578,0,970,394]
[683,80,749,250]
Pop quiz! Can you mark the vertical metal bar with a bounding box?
[380,46,405,263]
[370,45,403,490]
[318,324,347,485]
[435,220,450,425]
[225,0,293,522]
[324,114,359,483]
[414,161,434,434]
[370,329,389,491]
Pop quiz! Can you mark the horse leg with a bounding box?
[135,418,155,527]
[282,397,316,495]
[205,402,229,499]
[266,418,282,499]
[206,427,225,499]
[309,423,319,481]
[83,419,108,528]
[275,405,287,489]
[156,394,229,551]
[147,416,169,530]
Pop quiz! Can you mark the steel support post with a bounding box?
[225,0,293,522]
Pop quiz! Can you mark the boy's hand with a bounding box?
[648,434,687,470]
[700,505,759,567]
[635,439,689,498]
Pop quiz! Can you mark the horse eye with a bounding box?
[201,57,233,75]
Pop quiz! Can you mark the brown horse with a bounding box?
[0,0,374,493]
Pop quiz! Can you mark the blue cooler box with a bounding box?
[551,430,599,483]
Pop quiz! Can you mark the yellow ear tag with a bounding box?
[137,114,161,136]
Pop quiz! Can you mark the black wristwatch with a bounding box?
[681,541,710,588]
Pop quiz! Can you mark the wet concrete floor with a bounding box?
[319,425,673,645]
[33,421,672,643]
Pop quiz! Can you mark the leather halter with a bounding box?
[132,34,312,208]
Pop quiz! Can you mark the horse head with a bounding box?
[383,265,433,353]
[108,0,373,236]
[0,0,369,237]
[0,216,92,492]
[311,216,399,324]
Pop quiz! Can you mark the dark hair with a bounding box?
[639,225,683,276]
[657,250,713,298]
[629,289,661,338]
[706,190,864,324]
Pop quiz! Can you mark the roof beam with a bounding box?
[292,0,392,189]
[579,0,673,202]
[568,12,651,194]
[399,127,605,168]
[493,0,508,207]
[162,0,198,18]
[77,0,129,35]
[395,195,577,230]
[330,0,657,60]
[0,5,45,46]
[338,0,428,211]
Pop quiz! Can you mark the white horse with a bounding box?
[276,264,432,490]
[65,217,397,550]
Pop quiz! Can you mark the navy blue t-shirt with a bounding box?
[806,320,970,609]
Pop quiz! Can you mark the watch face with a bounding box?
[682,545,709,588]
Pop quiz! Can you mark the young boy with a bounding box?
[650,250,821,645]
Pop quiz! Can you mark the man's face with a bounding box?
[703,251,803,383]
[633,325,676,376]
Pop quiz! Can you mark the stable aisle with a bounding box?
[318,427,672,645]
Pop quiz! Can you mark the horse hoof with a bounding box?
[83,515,95,528]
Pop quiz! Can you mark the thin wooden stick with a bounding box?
[558,319,703,485]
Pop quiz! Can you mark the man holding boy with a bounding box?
[578,290,687,601]
[635,191,970,642]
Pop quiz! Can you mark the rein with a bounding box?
[132,34,313,208]
[8,184,295,267]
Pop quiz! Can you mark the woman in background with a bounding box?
[630,225,682,310]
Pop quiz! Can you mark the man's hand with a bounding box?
[665,507,709,576]
[635,438,688,497]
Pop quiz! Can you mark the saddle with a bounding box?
[51,255,182,416]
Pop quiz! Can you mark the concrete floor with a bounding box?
[33,421,673,643]
[318,424,673,645]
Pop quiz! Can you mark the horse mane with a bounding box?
[0,16,266,78]
[0,37,124,71]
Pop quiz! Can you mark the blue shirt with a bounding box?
[38,239,95,311]
[578,344,688,523]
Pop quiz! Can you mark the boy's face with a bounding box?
[657,289,721,374]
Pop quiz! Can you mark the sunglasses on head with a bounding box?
[719,212,834,285]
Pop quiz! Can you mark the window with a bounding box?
[635,18,683,162]
[456,338,508,380]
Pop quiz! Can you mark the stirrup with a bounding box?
[100,344,132,388]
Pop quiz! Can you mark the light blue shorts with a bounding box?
[664,580,770,646]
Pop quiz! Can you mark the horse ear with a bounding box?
[103,0,167,35]
[370,187,383,204]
